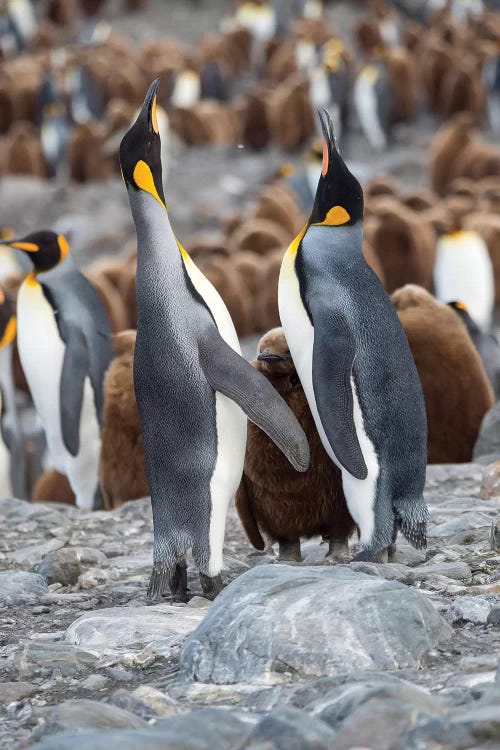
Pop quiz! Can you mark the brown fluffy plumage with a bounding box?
[393,285,494,464]
[235,328,356,561]
[99,330,149,509]
[32,469,75,505]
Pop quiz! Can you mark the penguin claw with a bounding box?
[147,561,188,602]
[199,573,224,600]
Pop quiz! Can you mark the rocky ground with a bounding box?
[1,407,500,749]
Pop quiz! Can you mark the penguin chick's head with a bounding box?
[256,327,295,377]
[309,109,363,227]
[0,287,16,350]
[119,78,165,210]
[8,230,69,272]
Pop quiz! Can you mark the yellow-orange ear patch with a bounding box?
[133,160,166,210]
[454,301,468,312]
[315,205,351,226]
[322,139,329,176]
[57,234,69,262]
[10,242,39,252]
[0,316,16,349]
[151,95,159,135]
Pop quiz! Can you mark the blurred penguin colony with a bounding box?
[0,0,500,513]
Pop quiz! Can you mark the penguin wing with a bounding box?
[312,311,368,480]
[199,332,310,472]
[59,326,90,458]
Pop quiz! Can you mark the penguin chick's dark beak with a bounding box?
[119,78,165,209]
[257,349,286,363]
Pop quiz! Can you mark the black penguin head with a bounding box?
[0,288,16,350]
[8,230,69,272]
[308,109,363,227]
[119,78,165,210]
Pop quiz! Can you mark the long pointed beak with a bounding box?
[137,77,160,134]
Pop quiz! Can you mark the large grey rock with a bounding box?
[447,596,493,624]
[406,705,500,749]
[35,547,108,585]
[66,603,207,655]
[180,565,452,684]
[474,402,500,460]
[0,571,48,605]
[38,699,148,737]
[15,641,97,678]
[412,561,472,582]
[29,708,254,750]
[428,513,493,539]
[0,681,35,703]
[425,463,483,500]
[240,707,337,749]
[8,538,68,567]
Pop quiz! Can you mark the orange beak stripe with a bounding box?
[322,138,329,176]
[10,242,39,252]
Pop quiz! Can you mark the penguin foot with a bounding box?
[278,540,302,563]
[388,542,397,561]
[326,538,350,563]
[146,561,188,602]
[352,547,389,564]
[169,562,189,603]
[199,573,224,601]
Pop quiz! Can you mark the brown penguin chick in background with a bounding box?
[99,330,149,509]
[393,285,494,464]
[369,198,436,293]
[429,113,476,195]
[235,328,356,562]
[32,469,76,505]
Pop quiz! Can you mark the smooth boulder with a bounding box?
[180,565,452,684]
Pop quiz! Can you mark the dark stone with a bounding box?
[240,707,337,749]
[0,571,48,605]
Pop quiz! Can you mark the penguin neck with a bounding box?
[129,190,184,278]
[303,223,364,267]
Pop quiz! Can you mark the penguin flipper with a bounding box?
[199,333,310,473]
[60,327,90,458]
[312,312,368,480]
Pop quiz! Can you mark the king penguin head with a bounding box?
[119,78,166,211]
[7,230,69,273]
[308,109,363,228]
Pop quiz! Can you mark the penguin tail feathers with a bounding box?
[395,499,430,550]
[235,476,265,551]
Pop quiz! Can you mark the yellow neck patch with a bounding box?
[0,316,16,349]
[133,160,166,210]
[313,205,351,226]
[25,271,40,287]
[57,234,69,262]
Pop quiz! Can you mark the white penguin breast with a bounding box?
[17,280,101,509]
[171,72,201,109]
[434,231,494,330]
[278,255,379,545]
[353,72,387,151]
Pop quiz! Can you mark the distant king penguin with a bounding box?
[120,79,309,601]
[278,110,429,560]
[6,230,113,510]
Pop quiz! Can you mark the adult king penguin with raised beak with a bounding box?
[278,109,429,562]
[120,79,309,602]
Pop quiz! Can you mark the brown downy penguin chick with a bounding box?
[227,217,291,256]
[392,285,494,464]
[255,249,284,332]
[100,330,149,509]
[370,198,437,293]
[2,124,46,178]
[236,328,356,562]
[429,113,476,195]
[199,256,253,337]
[32,469,76,505]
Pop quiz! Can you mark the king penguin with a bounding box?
[6,231,113,510]
[119,79,309,601]
[278,109,429,561]
[0,288,27,499]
